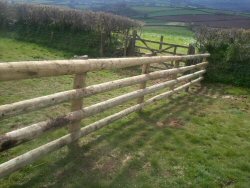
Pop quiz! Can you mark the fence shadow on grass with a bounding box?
[12,85,218,188]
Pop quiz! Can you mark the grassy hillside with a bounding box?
[0,32,250,187]
[0,35,73,62]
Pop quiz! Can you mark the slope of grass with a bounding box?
[1,26,101,58]
[0,34,250,188]
[0,36,73,62]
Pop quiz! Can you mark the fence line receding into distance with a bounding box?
[0,53,209,178]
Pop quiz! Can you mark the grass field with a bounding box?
[136,26,194,55]
[133,5,250,29]
[133,6,212,17]
[0,31,250,187]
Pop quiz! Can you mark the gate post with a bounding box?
[171,46,177,66]
[159,35,164,50]
[127,30,137,56]
[68,56,88,152]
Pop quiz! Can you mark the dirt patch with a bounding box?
[156,118,184,129]
[155,14,250,29]
[93,157,119,175]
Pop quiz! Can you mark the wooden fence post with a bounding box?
[128,30,137,56]
[137,53,151,111]
[187,44,196,59]
[170,59,180,92]
[124,30,129,57]
[100,31,105,57]
[185,44,196,92]
[159,35,164,50]
[171,46,177,66]
[68,56,88,151]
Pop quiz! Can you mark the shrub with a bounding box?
[0,1,8,27]
[1,2,140,33]
[0,1,141,56]
[195,27,250,87]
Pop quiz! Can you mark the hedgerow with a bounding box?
[0,1,141,56]
[195,27,250,87]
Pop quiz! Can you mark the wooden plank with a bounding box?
[135,46,183,55]
[135,37,189,49]
[0,77,203,179]
[0,70,206,152]
[136,35,155,54]
[159,46,175,53]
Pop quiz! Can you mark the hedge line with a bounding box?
[195,27,250,87]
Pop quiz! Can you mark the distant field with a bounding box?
[133,5,250,29]
[155,14,250,29]
[133,6,212,17]
[137,26,194,55]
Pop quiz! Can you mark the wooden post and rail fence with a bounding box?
[125,30,196,58]
[0,53,209,178]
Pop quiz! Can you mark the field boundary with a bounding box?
[126,30,194,57]
[0,53,209,178]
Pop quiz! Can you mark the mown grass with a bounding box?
[0,33,250,188]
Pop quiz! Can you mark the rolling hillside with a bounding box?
[10,0,250,12]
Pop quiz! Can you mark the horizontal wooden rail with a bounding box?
[0,54,209,81]
[136,37,189,49]
[135,46,185,55]
[0,52,209,179]
[0,77,202,178]
[0,62,208,120]
[0,70,206,152]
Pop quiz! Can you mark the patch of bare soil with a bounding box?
[156,118,184,129]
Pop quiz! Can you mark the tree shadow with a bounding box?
[9,85,216,188]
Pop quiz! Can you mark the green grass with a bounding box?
[133,5,250,18]
[137,26,195,54]
[132,6,212,17]
[0,32,250,187]
[133,5,250,28]
[0,36,73,62]
[0,26,101,58]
